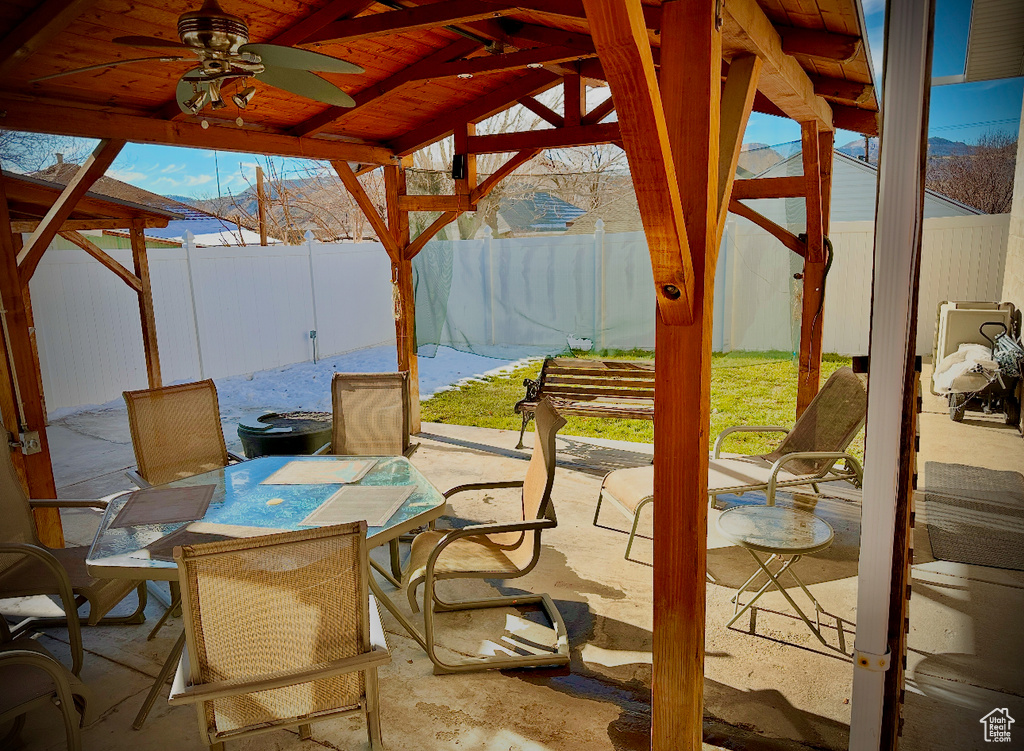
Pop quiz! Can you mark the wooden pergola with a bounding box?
[0,1,882,748]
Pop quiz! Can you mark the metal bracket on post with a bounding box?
[853,646,892,672]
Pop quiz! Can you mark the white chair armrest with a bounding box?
[766,451,864,505]
[313,442,332,456]
[124,469,151,488]
[713,425,791,458]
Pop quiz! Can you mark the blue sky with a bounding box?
[99,0,1023,199]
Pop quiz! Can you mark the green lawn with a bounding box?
[422,350,862,457]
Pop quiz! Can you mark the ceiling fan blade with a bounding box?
[30,56,188,83]
[113,35,192,49]
[239,43,364,74]
[256,66,356,107]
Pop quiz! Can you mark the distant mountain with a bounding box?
[838,137,973,162]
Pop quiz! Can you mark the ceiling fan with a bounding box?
[31,0,364,125]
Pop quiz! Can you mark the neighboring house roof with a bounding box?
[497,192,586,234]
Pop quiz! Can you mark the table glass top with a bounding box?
[86,455,445,574]
[716,505,834,555]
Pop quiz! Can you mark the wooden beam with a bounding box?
[481,0,663,29]
[471,149,540,203]
[59,230,142,292]
[778,26,862,63]
[728,199,807,257]
[518,96,564,127]
[11,219,137,233]
[0,97,395,164]
[407,211,461,259]
[332,160,400,260]
[270,0,377,46]
[0,0,97,76]
[582,0,694,325]
[723,0,834,130]
[388,70,560,156]
[581,96,615,126]
[304,1,517,44]
[410,46,589,81]
[454,121,476,201]
[18,139,125,285]
[291,38,484,138]
[832,105,880,137]
[563,71,585,127]
[398,195,471,212]
[653,1,721,749]
[129,219,161,390]
[730,176,805,200]
[796,122,829,417]
[717,55,762,234]
[385,165,420,433]
[0,170,61,546]
[466,122,620,153]
[810,75,875,105]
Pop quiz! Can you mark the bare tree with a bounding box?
[926,132,1017,214]
[0,131,92,173]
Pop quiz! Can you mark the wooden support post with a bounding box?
[454,122,477,202]
[796,122,832,416]
[0,171,62,545]
[655,1,720,749]
[14,235,48,428]
[256,165,268,247]
[385,165,420,433]
[563,71,585,127]
[129,219,162,389]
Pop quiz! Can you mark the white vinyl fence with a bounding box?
[30,234,395,411]
[29,214,1009,413]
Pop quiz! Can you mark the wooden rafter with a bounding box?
[0,97,395,164]
[581,96,615,125]
[388,70,560,156]
[728,198,807,256]
[466,122,619,153]
[331,160,400,259]
[471,148,540,203]
[518,96,564,127]
[723,0,834,130]
[291,38,482,138]
[270,0,377,46]
[130,219,161,389]
[778,26,862,63]
[18,139,126,285]
[582,0,694,325]
[12,219,146,233]
[0,0,97,76]
[717,55,762,234]
[409,46,590,82]
[398,195,470,212]
[59,230,142,291]
[730,175,805,200]
[407,211,460,259]
[810,75,875,105]
[305,1,518,44]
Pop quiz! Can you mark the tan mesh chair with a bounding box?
[324,372,418,458]
[595,367,867,560]
[0,439,145,636]
[402,398,570,673]
[168,523,390,751]
[124,379,242,488]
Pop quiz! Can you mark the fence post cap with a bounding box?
[595,218,605,232]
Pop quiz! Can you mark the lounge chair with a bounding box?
[594,366,867,560]
[0,440,146,637]
[402,397,571,673]
[321,371,419,458]
[168,523,390,751]
[123,379,243,488]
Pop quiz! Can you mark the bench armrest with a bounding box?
[713,425,791,458]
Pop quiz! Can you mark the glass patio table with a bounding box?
[85,455,447,729]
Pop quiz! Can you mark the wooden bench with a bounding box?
[513,357,655,448]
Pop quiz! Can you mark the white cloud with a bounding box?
[108,168,149,183]
[185,174,215,187]
[160,163,187,174]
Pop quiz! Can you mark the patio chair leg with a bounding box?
[624,498,652,561]
[1,713,26,748]
[365,667,384,750]
[593,488,604,527]
[94,583,148,626]
[147,594,181,641]
[298,724,312,740]
[515,413,532,450]
[389,539,402,580]
[209,743,225,751]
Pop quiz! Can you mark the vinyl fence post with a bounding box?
[305,230,320,362]
[594,219,605,352]
[183,231,206,380]
[484,225,496,347]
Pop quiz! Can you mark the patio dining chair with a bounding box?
[168,522,390,751]
[123,379,243,488]
[402,397,571,673]
[322,371,419,458]
[0,440,146,639]
[594,366,867,560]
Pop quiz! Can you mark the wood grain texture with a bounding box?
[0,0,97,76]
[332,159,399,259]
[130,219,161,389]
[718,55,762,234]
[727,199,808,257]
[731,175,805,200]
[465,122,620,153]
[385,165,420,433]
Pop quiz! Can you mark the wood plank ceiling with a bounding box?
[0,0,879,164]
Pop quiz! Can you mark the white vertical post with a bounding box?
[305,230,320,362]
[484,225,496,346]
[182,231,206,380]
[594,219,605,351]
[850,0,934,747]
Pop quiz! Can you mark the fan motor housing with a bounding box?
[177,2,249,53]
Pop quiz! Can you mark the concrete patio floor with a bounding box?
[4,378,1022,750]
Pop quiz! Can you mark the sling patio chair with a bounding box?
[1,587,92,751]
[320,371,419,458]
[123,379,244,489]
[0,439,146,638]
[401,397,571,674]
[168,523,390,751]
[594,366,867,560]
